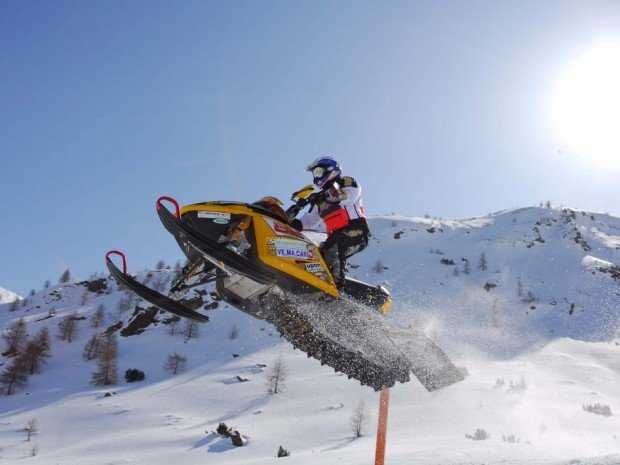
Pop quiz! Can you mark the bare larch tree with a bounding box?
[266,355,287,395]
[91,335,118,386]
[20,328,52,374]
[165,353,187,375]
[349,400,371,437]
[57,312,79,342]
[0,357,29,395]
[2,318,28,356]
[90,304,105,329]
[25,418,38,441]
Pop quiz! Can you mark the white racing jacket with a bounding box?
[299,176,368,234]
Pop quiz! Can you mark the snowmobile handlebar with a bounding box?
[285,190,328,224]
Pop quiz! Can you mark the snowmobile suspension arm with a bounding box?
[169,275,219,294]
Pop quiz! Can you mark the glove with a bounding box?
[324,187,343,203]
[307,191,325,205]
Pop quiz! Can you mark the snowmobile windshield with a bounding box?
[250,198,290,224]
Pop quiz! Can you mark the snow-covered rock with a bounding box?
[0,286,21,304]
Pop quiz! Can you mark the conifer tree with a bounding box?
[90,304,105,329]
[57,312,79,342]
[173,259,183,280]
[266,355,287,395]
[36,327,51,355]
[165,353,187,375]
[9,298,20,312]
[20,328,51,374]
[229,324,239,340]
[2,318,28,356]
[91,335,118,385]
[479,253,488,271]
[116,297,131,321]
[59,269,72,283]
[167,316,180,336]
[25,418,38,441]
[183,319,200,340]
[82,334,102,361]
[349,400,371,437]
[101,333,119,359]
[0,357,29,394]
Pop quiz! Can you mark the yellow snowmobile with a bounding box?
[106,189,463,391]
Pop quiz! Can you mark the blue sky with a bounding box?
[1,1,619,295]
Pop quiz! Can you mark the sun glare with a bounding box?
[550,41,620,170]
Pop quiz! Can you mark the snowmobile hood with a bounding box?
[181,200,290,225]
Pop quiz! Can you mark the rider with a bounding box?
[291,157,369,289]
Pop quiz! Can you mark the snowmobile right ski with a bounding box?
[105,251,209,323]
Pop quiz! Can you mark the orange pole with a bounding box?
[374,386,390,465]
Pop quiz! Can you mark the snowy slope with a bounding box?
[0,287,21,305]
[0,206,619,464]
[355,207,620,356]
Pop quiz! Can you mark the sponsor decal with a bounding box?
[277,248,308,259]
[264,218,305,239]
[274,222,305,239]
[213,218,229,225]
[198,211,231,220]
[305,263,324,273]
[268,238,309,259]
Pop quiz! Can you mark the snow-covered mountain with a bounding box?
[353,206,619,356]
[0,206,618,465]
[0,287,21,305]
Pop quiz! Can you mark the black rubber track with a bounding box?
[214,276,409,391]
[261,293,411,391]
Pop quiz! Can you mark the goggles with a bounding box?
[312,166,326,178]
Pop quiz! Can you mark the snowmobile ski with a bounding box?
[105,251,209,323]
